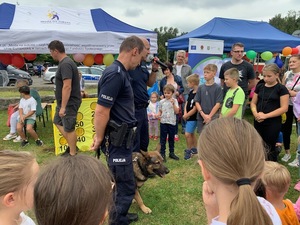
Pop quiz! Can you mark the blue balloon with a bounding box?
[274,55,283,68]
[265,57,275,65]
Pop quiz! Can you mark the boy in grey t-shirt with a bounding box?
[195,64,223,133]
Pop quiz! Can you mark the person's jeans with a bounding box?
[160,123,176,155]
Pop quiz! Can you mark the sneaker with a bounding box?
[13,136,22,143]
[174,135,179,141]
[149,135,153,139]
[35,139,44,146]
[169,153,179,160]
[190,148,198,155]
[281,154,291,162]
[21,140,29,147]
[153,136,158,141]
[3,133,17,141]
[288,158,299,167]
[61,146,79,156]
[184,149,192,160]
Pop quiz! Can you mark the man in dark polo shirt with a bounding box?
[91,36,146,225]
[129,37,159,153]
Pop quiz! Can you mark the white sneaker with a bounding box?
[13,136,22,143]
[3,133,17,141]
[288,158,299,167]
[281,154,291,162]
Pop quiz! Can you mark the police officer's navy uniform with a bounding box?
[129,61,150,152]
[97,60,136,225]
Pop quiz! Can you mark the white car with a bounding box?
[43,66,105,84]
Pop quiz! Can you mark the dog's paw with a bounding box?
[141,205,152,214]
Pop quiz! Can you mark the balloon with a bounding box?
[83,54,94,66]
[103,54,114,66]
[282,47,292,56]
[291,47,299,55]
[73,53,85,63]
[296,45,300,53]
[265,57,275,65]
[246,50,257,60]
[261,51,273,61]
[274,55,284,68]
[94,54,103,64]
[24,54,37,61]
[11,54,25,68]
[0,54,12,65]
[114,54,119,60]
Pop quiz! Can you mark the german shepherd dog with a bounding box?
[132,144,170,214]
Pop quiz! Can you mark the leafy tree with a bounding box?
[153,26,185,63]
[269,10,300,35]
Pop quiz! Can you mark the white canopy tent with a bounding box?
[0,3,157,54]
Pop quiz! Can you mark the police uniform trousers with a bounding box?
[132,107,149,152]
[108,144,136,225]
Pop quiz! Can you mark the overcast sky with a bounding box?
[4,0,298,33]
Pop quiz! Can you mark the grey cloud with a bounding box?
[124,8,143,17]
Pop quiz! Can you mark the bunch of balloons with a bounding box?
[282,45,300,56]
[73,53,116,66]
[0,53,37,68]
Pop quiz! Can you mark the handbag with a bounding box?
[177,94,185,104]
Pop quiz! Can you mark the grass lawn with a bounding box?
[0,106,299,225]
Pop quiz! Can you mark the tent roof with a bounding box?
[0,3,157,53]
[168,17,300,52]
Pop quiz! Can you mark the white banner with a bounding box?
[10,6,96,32]
[189,38,224,55]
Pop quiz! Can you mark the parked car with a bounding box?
[43,66,58,84]
[78,66,105,82]
[5,65,33,86]
[43,66,105,84]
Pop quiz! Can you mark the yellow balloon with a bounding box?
[83,54,94,67]
[103,54,114,66]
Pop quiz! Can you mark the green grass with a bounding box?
[1,86,98,98]
[0,108,299,225]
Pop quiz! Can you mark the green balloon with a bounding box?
[246,50,257,60]
[261,51,273,61]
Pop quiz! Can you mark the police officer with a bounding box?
[91,36,146,225]
[129,37,159,153]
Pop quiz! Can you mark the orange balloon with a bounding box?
[83,54,94,67]
[282,47,292,56]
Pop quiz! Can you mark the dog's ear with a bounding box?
[141,150,151,160]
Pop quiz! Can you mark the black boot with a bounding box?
[169,153,179,160]
[127,213,138,223]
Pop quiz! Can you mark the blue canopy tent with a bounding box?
[168,17,300,52]
[0,2,157,54]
